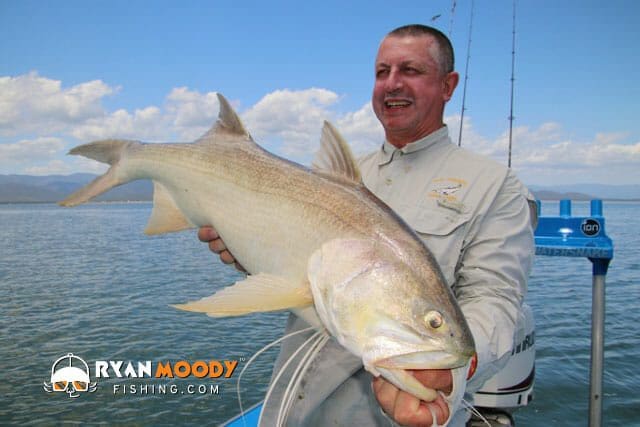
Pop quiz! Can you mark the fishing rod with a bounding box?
[449,0,457,38]
[457,0,474,147]
[507,0,516,168]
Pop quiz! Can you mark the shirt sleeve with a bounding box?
[453,170,535,393]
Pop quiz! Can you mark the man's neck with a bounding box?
[386,123,446,149]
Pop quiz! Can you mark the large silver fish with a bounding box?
[60,94,475,420]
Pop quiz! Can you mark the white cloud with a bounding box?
[0,136,109,176]
[486,125,640,185]
[24,158,106,176]
[70,106,166,141]
[242,88,340,160]
[336,102,383,156]
[166,87,220,140]
[0,72,638,185]
[445,114,494,155]
[0,137,66,165]
[0,72,115,136]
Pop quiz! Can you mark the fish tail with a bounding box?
[58,139,139,207]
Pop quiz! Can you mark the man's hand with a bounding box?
[372,369,453,426]
[198,226,246,272]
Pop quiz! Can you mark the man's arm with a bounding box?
[454,171,535,391]
[372,172,534,424]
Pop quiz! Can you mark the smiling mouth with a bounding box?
[385,100,412,109]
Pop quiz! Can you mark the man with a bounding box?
[200,24,535,426]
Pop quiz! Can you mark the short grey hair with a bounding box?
[387,24,455,74]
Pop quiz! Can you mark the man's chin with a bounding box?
[382,120,414,137]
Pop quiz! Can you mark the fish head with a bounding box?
[309,238,475,366]
[357,263,474,372]
[308,238,475,400]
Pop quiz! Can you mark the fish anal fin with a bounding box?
[144,181,195,235]
[311,121,361,183]
[173,273,313,317]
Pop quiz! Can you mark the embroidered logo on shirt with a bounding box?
[428,178,467,213]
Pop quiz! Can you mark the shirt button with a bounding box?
[385,178,393,185]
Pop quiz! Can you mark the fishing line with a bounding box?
[236,325,316,427]
[278,333,328,425]
[278,332,330,426]
[258,329,324,427]
[461,398,491,427]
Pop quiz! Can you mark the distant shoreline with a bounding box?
[0,200,152,205]
[3,174,639,202]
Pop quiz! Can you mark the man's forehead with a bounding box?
[375,35,438,65]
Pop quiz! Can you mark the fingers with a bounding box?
[208,238,229,256]
[430,395,449,425]
[206,236,236,266]
[198,225,219,242]
[372,376,449,426]
[198,226,246,272]
[411,369,453,395]
[199,226,231,259]
[372,376,398,413]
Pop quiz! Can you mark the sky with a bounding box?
[1,0,639,186]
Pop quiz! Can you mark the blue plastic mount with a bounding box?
[534,199,613,275]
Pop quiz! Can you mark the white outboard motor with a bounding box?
[470,303,535,425]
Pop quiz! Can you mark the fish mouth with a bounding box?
[371,353,475,403]
[374,350,470,371]
[376,366,439,402]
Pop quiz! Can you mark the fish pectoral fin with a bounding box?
[173,273,313,317]
[144,181,195,235]
[311,121,362,183]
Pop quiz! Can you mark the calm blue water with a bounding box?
[1,201,638,426]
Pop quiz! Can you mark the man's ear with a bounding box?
[442,71,459,102]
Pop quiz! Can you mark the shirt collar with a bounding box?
[377,126,450,166]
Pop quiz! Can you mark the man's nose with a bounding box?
[384,69,403,93]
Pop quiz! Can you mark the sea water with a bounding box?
[0,201,638,426]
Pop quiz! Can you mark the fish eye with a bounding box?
[424,311,443,329]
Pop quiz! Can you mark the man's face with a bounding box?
[372,35,458,147]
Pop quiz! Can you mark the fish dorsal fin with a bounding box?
[311,121,362,183]
[173,273,313,317]
[197,93,251,143]
[144,181,195,235]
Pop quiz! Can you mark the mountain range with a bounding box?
[0,174,152,203]
[1,174,639,203]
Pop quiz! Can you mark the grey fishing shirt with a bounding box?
[261,126,535,426]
